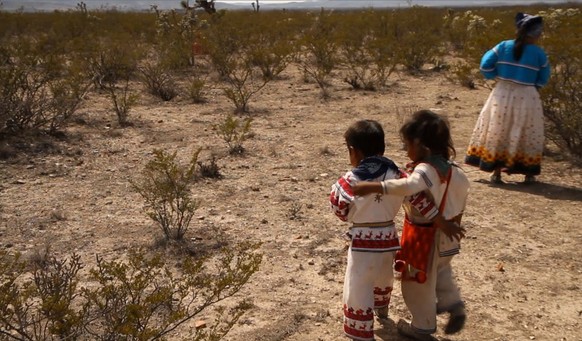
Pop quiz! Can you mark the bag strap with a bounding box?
[438,168,453,213]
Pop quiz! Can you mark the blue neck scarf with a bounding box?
[353,156,399,181]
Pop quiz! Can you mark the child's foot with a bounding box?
[374,306,388,319]
[396,319,436,341]
[444,305,466,335]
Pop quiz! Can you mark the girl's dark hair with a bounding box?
[344,120,385,157]
[400,110,456,160]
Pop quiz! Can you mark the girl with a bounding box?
[465,12,550,184]
[353,110,470,341]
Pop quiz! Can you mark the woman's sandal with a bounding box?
[523,175,537,184]
[489,173,503,184]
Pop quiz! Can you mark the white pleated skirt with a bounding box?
[465,80,544,175]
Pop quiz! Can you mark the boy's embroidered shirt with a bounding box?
[330,156,439,219]
[480,39,550,87]
[330,156,400,223]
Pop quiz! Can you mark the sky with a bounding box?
[2,0,579,11]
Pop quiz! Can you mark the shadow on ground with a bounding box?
[475,179,582,201]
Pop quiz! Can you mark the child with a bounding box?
[353,110,470,341]
[330,119,454,341]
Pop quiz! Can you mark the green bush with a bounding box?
[298,9,340,98]
[0,252,88,341]
[222,63,270,114]
[215,115,252,155]
[152,5,200,70]
[106,78,139,127]
[88,40,141,90]
[0,41,90,135]
[443,9,509,88]
[395,7,445,72]
[131,149,201,241]
[338,10,398,90]
[539,8,582,159]
[0,244,262,340]
[246,14,297,80]
[187,76,208,104]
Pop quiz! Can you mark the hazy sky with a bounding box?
[3,0,578,11]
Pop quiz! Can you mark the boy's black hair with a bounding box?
[344,120,385,157]
[400,110,456,160]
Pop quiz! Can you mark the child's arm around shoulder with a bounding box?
[330,171,357,222]
[353,163,432,197]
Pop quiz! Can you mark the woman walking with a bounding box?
[465,12,550,184]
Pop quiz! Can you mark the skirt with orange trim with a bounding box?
[465,80,543,175]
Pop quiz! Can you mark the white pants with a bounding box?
[343,248,394,341]
[401,231,463,334]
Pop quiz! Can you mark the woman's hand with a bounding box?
[352,182,383,196]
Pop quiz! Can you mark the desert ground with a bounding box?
[1,63,581,341]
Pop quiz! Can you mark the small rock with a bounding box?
[308,259,315,265]
[261,219,268,224]
[319,173,328,177]
[14,180,26,184]
[194,320,206,329]
[197,216,205,220]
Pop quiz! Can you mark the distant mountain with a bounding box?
[1,0,576,12]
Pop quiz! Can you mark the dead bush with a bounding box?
[198,155,222,179]
[139,61,178,101]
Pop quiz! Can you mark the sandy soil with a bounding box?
[1,63,581,341]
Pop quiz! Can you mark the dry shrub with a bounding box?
[214,115,252,155]
[0,41,90,136]
[298,9,340,98]
[0,243,262,341]
[396,6,445,72]
[139,61,178,101]
[131,149,201,241]
[338,10,398,90]
[539,8,582,159]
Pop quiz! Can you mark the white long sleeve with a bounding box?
[381,166,431,196]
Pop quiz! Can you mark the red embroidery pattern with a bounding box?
[374,286,393,308]
[343,304,374,340]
